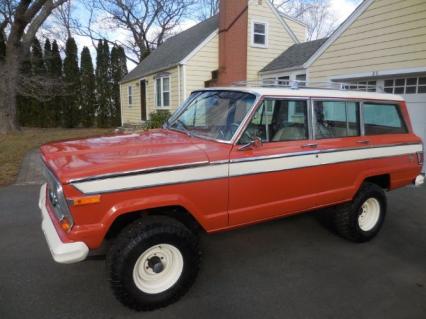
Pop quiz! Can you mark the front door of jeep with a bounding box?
[228,98,321,226]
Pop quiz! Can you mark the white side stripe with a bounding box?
[72,144,422,194]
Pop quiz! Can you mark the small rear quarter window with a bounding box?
[363,103,408,135]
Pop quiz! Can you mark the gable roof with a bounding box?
[304,0,374,68]
[121,15,219,83]
[260,37,328,73]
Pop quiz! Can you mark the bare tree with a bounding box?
[0,0,70,133]
[77,0,195,64]
[195,0,219,21]
[271,0,338,40]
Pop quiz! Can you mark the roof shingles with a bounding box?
[261,37,328,73]
[121,15,219,83]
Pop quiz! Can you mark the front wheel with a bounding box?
[107,216,200,311]
[330,182,387,242]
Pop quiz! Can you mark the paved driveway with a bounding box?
[0,184,425,319]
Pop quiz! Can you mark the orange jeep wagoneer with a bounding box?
[39,85,424,311]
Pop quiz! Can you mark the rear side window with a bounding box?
[314,101,360,139]
[363,103,407,135]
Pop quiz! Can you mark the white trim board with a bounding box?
[330,67,426,81]
[180,30,218,65]
[265,0,300,44]
[304,0,375,68]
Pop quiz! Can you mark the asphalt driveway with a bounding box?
[0,184,425,319]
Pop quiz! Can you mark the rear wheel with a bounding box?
[329,182,387,242]
[107,216,200,311]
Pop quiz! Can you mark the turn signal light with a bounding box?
[72,195,101,206]
[60,217,72,233]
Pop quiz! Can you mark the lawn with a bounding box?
[0,128,112,186]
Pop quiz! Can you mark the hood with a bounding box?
[40,129,211,184]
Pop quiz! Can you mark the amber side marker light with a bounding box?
[72,195,101,206]
[60,217,72,233]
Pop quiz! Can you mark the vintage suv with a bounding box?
[39,84,424,311]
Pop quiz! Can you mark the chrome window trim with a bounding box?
[311,98,363,140]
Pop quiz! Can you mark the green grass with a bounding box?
[0,128,112,186]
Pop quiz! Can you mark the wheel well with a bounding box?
[105,206,204,240]
[364,174,390,190]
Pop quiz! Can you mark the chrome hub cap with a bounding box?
[133,244,183,294]
[358,198,381,232]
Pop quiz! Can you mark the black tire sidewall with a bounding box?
[352,186,387,240]
[123,232,196,305]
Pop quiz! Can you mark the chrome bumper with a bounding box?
[414,174,425,187]
[39,184,89,264]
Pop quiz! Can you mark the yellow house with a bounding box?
[119,0,306,124]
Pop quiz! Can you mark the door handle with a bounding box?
[301,143,318,149]
[357,140,370,145]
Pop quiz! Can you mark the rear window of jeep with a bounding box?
[363,103,408,135]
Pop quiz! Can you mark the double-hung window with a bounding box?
[156,76,170,108]
[252,21,268,47]
[128,86,133,106]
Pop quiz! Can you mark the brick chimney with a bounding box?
[216,0,249,86]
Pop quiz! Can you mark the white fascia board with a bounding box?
[265,0,299,44]
[304,0,374,69]
[280,12,307,27]
[180,30,218,65]
[330,67,426,81]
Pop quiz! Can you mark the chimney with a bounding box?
[216,0,249,86]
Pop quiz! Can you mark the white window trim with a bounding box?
[128,85,133,106]
[251,20,268,48]
[155,76,171,109]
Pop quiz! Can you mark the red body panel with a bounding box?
[40,100,423,250]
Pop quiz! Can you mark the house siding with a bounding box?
[186,33,219,97]
[120,66,181,123]
[246,0,296,81]
[309,0,426,82]
[283,16,306,42]
[121,79,141,124]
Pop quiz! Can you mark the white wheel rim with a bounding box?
[358,198,381,232]
[133,244,183,294]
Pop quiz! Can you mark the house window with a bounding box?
[345,81,377,92]
[296,74,307,87]
[252,22,268,47]
[156,76,170,107]
[128,86,133,105]
[384,76,426,94]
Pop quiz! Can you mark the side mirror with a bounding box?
[238,136,263,151]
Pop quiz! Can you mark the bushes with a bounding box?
[146,110,172,129]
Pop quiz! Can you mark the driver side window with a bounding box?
[241,99,309,143]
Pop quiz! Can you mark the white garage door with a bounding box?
[404,94,426,172]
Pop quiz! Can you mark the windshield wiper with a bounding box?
[171,119,192,137]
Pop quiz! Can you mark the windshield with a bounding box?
[168,90,257,142]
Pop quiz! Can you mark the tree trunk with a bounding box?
[0,50,20,134]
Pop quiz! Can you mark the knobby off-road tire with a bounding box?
[330,182,387,243]
[106,216,201,311]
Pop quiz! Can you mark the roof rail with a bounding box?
[232,80,384,93]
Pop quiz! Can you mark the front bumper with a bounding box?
[39,184,89,264]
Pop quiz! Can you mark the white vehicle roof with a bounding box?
[204,87,405,102]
